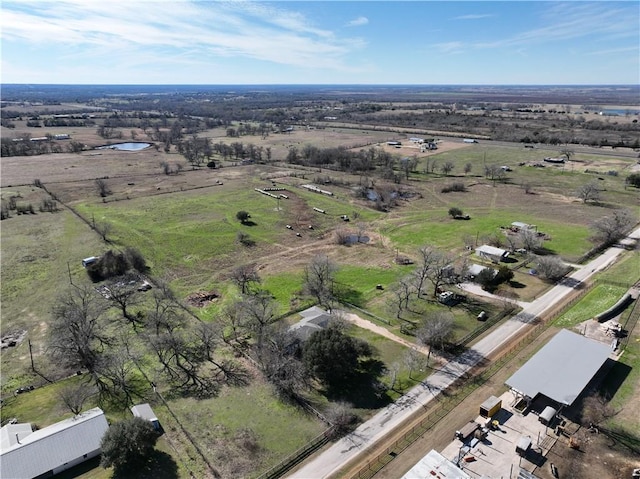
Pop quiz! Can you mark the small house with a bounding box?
[288,306,332,342]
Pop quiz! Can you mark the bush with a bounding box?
[441,182,466,193]
[448,207,463,218]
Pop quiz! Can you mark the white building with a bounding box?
[0,407,109,479]
[475,245,510,263]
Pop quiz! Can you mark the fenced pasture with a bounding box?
[2,111,639,479]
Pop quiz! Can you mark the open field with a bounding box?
[1,89,639,479]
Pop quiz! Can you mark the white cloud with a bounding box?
[0,0,366,73]
[346,16,369,27]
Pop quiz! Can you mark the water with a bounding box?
[96,142,151,151]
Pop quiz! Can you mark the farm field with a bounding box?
[1,91,639,479]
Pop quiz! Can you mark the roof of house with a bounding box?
[0,423,33,450]
[289,306,332,341]
[0,407,109,479]
[131,403,158,422]
[505,329,611,406]
[467,263,496,277]
[401,449,470,479]
[475,244,509,257]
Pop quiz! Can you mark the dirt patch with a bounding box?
[185,290,220,308]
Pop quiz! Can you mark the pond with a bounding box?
[96,142,152,151]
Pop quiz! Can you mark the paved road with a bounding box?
[288,227,640,479]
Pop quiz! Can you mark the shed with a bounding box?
[82,256,98,268]
[475,245,509,263]
[131,403,160,430]
[479,396,502,418]
[539,406,557,426]
[516,435,532,456]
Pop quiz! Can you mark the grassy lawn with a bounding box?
[554,283,629,328]
[167,382,326,478]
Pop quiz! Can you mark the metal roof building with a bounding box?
[401,449,470,479]
[0,407,109,479]
[506,329,611,406]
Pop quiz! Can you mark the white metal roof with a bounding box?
[475,245,508,257]
[401,449,470,479]
[505,329,611,406]
[0,407,109,479]
[131,404,158,422]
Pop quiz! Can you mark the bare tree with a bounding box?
[535,255,570,281]
[253,325,310,400]
[413,246,455,298]
[576,182,601,204]
[94,221,112,241]
[104,276,141,327]
[304,254,338,307]
[561,148,574,162]
[404,347,426,380]
[231,264,261,295]
[59,383,98,415]
[48,287,111,377]
[440,161,454,176]
[95,178,112,198]
[416,311,454,366]
[464,163,473,175]
[484,164,506,184]
[517,228,542,253]
[324,401,357,438]
[590,209,635,246]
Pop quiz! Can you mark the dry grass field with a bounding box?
[1,112,639,478]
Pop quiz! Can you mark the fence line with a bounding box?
[256,429,334,479]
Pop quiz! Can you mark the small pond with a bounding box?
[96,142,152,151]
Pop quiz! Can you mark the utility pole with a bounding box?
[28,340,35,371]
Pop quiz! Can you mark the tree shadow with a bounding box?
[508,280,526,289]
[335,285,364,307]
[599,360,632,401]
[324,358,391,409]
[113,450,179,479]
[241,220,257,226]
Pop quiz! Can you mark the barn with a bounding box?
[506,329,612,411]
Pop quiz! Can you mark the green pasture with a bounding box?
[378,207,591,259]
[554,283,629,328]
[169,383,326,475]
[599,252,640,285]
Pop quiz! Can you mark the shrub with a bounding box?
[441,182,466,193]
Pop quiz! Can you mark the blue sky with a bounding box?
[1,1,638,84]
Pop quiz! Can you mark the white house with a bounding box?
[0,407,109,479]
[475,245,509,263]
